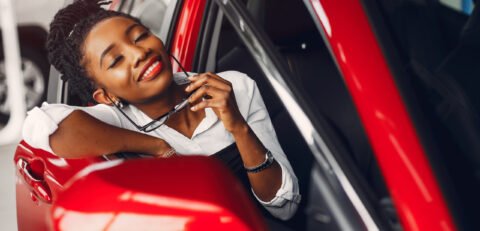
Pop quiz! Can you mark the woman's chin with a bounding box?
[138,75,175,100]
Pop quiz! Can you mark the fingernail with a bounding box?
[190,106,196,111]
[185,85,190,91]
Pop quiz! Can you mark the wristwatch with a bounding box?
[244,150,275,173]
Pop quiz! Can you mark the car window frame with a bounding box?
[196,0,390,229]
[192,0,218,72]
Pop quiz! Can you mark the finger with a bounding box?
[188,84,228,104]
[185,73,231,92]
[189,72,227,83]
[190,99,228,111]
[204,72,230,84]
[186,73,227,92]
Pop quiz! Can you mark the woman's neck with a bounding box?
[134,83,186,119]
[134,83,206,138]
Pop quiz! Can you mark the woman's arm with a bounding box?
[186,72,282,200]
[50,110,171,158]
[187,71,300,220]
[229,123,283,201]
[23,103,171,158]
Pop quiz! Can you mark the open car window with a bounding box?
[364,0,480,229]
[439,0,475,14]
[193,0,398,230]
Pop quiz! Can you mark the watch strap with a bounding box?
[244,150,274,173]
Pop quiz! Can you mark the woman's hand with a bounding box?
[152,139,177,158]
[186,72,282,202]
[185,72,247,133]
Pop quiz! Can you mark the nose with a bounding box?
[131,45,151,68]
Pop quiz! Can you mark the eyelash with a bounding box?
[134,31,149,43]
[109,56,123,69]
[108,30,150,69]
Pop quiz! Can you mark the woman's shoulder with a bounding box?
[216,70,256,92]
[35,102,117,115]
[32,102,123,127]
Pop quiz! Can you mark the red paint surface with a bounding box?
[14,141,104,231]
[49,157,266,231]
[169,0,207,72]
[308,0,455,230]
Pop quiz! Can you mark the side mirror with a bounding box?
[49,156,267,230]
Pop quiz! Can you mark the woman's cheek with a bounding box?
[110,68,132,88]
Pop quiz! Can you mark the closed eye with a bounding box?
[108,56,123,69]
[134,31,150,43]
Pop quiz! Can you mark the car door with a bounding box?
[190,0,402,230]
[15,0,183,230]
[303,0,456,230]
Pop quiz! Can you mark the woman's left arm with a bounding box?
[186,72,300,220]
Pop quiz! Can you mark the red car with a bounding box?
[15,0,480,230]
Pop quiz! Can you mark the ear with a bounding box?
[92,88,114,105]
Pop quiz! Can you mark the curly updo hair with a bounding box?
[47,0,142,104]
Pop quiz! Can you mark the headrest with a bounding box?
[248,0,318,47]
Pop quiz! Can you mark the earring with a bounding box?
[114,99,124,109]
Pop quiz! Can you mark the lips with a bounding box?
[138,56,163,82]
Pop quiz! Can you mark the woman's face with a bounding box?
[82,16,173,104]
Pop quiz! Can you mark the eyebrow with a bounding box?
[99,23,142,68]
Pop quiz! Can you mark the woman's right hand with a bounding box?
[152,139,177,158]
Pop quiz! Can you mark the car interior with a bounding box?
[209,0,397,229]
[373,0,480,228]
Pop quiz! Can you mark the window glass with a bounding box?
[202,0,395,230]
[129,0,171,39]
[439,0,474,14]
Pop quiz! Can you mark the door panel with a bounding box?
[49,157,266,231]
[14,141,105,230]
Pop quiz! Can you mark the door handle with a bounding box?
[16,158,52,203]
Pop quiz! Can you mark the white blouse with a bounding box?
[22,71,301,220]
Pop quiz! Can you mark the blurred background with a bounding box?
[1,0,65,229]
[0,0,163,229]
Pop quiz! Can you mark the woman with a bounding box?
[22,0,300,220]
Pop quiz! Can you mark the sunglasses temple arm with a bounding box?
[169,54,190,77]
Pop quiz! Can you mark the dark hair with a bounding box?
[47,0,141,104]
